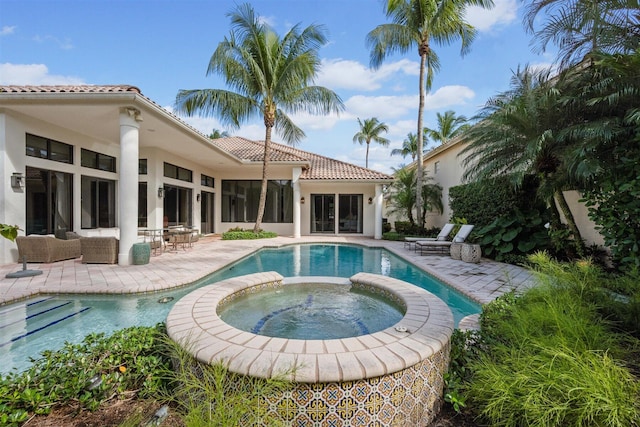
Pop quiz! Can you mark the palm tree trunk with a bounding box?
[554,189,586,257]
[365,142,370,168]
[415,53,426,229]
[254,126,272,233]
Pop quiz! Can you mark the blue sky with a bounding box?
[1,0,553,174]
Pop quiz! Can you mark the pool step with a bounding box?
[0,298,92,348]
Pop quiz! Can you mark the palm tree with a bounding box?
[386,166,443,226]
[209,128,230,139]
[175,3,344,232]
[391,130,432,161]
[460,66,586,256]
[425,110,470,145]
[367,0,493,228]
[524,0,640,69]
[353,117,390,168]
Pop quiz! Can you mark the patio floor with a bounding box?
[0,236,536,307]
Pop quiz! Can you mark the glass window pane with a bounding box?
[26,134,48,159]
[98,154,115,172]
[139,159,148,175]
[50,140,73,163]
[81,149,97,168]
[178,168,192,182]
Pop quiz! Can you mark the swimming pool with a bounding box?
[0,243,481,375]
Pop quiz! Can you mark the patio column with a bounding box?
[374,184,383,239]
[292,167,302,238]
[118,107,143,265]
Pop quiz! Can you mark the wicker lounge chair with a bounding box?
[415,224,475,255]
[80,237,118,264]
[15,235,82,263]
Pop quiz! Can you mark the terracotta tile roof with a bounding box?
[211,137,309,162]
[1,85,393,182]
[0,85,141,94]
[214,137,393,181]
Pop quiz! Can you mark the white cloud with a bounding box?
[317,58,419,91]
[1,26,16,36]
[344,85,475,120]
[288,111,342,131]
[465,0,518,32]
[0,63,84,85]
[33,34,74,50]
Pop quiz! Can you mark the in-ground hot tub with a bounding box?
[166,271,454,426]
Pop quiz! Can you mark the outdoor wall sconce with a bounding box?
[11,172,25,189]
[300,197,305,204]
[196,193,201,202]
[157,187,164,198]
[368,197,373,204]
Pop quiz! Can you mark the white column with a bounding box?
[118,107,143,265]
[374,184,383,240]
[292,167,302,238]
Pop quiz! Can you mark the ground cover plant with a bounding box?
[221,227,277,240]
[452,253,640,427]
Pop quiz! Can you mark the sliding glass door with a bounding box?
[163,185,192,227]
[25,166,73,236]
[311,194,334,233]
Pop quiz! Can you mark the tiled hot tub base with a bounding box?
[262,347,450,426]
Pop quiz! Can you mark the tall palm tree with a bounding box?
[367,0,493,228]
[175,3,344,232]
[353,117,390,168]
[524,0,640,69]
[386,166,443,226]
[460,66,586,256]
[425,110,470,144]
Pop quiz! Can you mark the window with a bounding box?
[222,180,293,223]
[338,194,363,233]
[138,182,147,228]
[26,134,73,164]
[163,185,192,226]
[25,167,73,236]
[139,159,147,175]
[81,149,116,172]
[164,162,192,182]
[81,176,116,228]
[434,161,440,174]
[201,174,215,188]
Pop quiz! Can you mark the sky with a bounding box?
[0,0,554,174]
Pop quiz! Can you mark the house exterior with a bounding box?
[0,85,393,265]
[398,135,604,246]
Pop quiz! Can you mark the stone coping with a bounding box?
[166,271,454,383]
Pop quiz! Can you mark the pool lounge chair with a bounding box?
[415,224,475,255]
[403,223,455,250]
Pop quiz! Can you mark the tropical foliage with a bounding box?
[0,224,20,242]
[175,3,343,232]
[424,110,470,145]
[367,0,493,227]
[385,166,443,231]
[352,117,390,168]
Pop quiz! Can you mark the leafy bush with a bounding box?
[222,228,277,240]
[0,325,171,425]
[583,153,640,270]
[475,208,549,261]
[467,254,640,426]
[450,176,551,260]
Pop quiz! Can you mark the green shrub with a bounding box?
[476,208,550,261]
[164,339,292,426]
[0,325,171,425]
[222,228,277,240]
[382,232,405,241]
[450,176,552,260]
[468,254,640,426]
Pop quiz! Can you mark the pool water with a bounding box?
[0,244,480,375]
[218,283,405,339]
